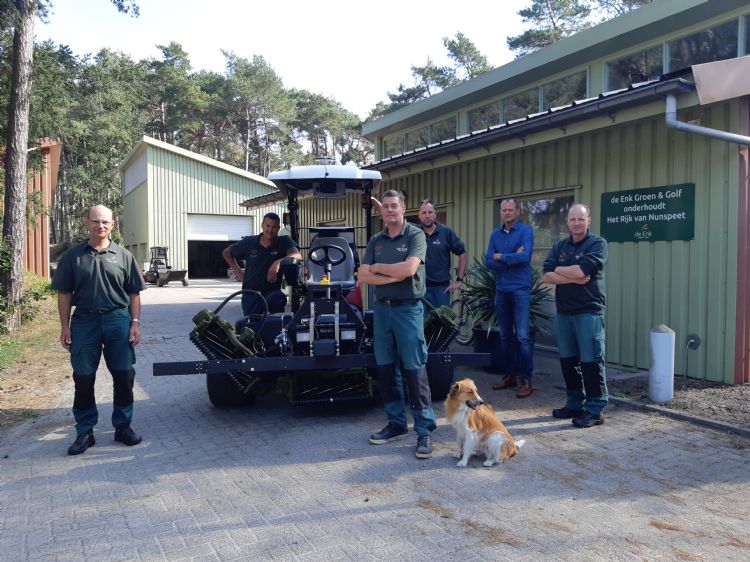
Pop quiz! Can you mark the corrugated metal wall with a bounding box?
[369,101,740,384]
[145,145,280,270]
[24,140,61,279]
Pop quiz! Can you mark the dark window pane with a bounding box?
[746,16,750,55]
[382,133,404,158]
[669,20,738,72]
[502,88,538,122]
[542,71,587,110]
[405,127,428,151]
[468,102,501,131]
[607,45,664,90]
[430,117,456,143]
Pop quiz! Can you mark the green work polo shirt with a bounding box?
[52,241,146,311]
[363,221,426,301]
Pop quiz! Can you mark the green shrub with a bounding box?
[0,269,55,329]
[20,272,55,322]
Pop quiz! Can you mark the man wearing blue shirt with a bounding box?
[485,199,536,398]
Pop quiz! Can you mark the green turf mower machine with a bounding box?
[153,162,489,407]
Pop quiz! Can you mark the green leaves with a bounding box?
[507,0,651,58]
[456,258,554,335]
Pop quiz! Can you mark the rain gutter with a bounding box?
[665,94,750,146]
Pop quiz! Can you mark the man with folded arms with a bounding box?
[359,190,436,459]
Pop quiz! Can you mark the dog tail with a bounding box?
[515,439,526,449]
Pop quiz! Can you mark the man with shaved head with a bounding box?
[52,205,146,455]
[543,203,608,429]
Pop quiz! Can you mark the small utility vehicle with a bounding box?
[144,246,188,287]
[153,163,488,406]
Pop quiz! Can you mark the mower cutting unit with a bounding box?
[153,162,489,406]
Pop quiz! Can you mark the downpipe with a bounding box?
[665,94,750,146]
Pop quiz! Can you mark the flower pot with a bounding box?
[427,361,455,401]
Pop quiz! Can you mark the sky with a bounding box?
[38,0,530,119]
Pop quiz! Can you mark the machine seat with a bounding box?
[307,236,356,292]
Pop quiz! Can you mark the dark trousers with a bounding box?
[70,309,136,436]
[494,289,534,379]
[373,301,436,436]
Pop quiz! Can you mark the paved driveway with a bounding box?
[1,280,748,561]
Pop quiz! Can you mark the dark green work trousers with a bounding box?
[70,308,136,436]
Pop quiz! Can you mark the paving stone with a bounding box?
[1,279,748,561]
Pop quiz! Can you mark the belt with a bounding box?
[75,307,126,315]
[378,298,420,307]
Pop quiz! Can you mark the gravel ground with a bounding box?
[607,375,750,430]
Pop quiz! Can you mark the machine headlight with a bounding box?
[341,329,357,341]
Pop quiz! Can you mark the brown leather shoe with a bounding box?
[492,375,517,390]
[516,379,533,398]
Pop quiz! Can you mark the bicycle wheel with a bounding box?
[450,299,475,346]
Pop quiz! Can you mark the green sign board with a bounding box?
[600,183,695,242]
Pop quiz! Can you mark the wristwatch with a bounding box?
[131,318,140,324]
[456,276,464,282]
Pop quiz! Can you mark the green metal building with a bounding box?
[120,136,284,279]
[302,0,749,384]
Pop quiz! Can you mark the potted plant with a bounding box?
[457,258,554,372]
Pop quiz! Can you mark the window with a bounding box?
[668,19,738,72]
[607,45,664,90]
[430,117,457,143]
[405,126,429,152]
[502,88,538,122]
[468,102,501,132]
[382,133,404,158]
[542,71,587,110]
[745,16,750,55]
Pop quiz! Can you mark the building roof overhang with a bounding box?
[367,76,696,173]
[362,0,744,138]
[119,136,277,188]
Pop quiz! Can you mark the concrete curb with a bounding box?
[552,384,750,439]
[608,395,750,440]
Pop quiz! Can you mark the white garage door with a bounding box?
[186,214,253,241]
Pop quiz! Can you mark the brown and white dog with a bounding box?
[445,378,525,467]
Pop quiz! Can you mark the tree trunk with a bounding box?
[2,0,36,333]
[244,109,251,172]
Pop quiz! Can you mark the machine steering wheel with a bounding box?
[308,244,347,270]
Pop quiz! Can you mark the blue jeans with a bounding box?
[241,289,286,316]
[424,284,450,308]
[494,289,534,379]
[555,312,608,415]
[374,301,436,436]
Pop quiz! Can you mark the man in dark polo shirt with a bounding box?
[418,199,466,308]
[223,212,302,316]
[52,205,146,455]
[359,190,436,459]
[543,203,608,429]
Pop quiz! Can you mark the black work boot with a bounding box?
[68,430,95,455]
[114,426,142,446]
